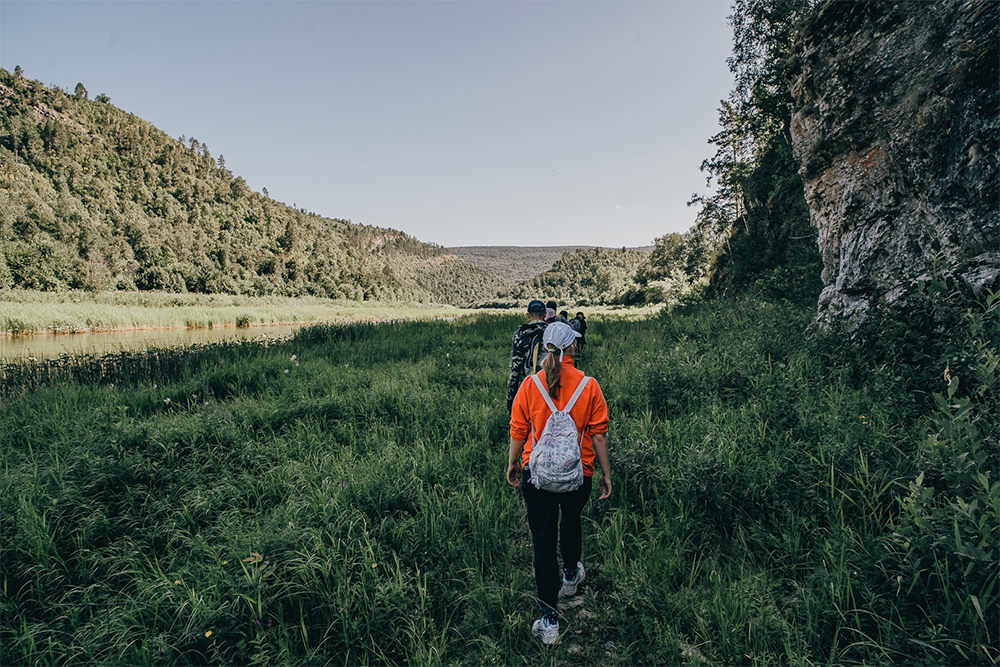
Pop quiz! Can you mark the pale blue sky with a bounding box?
[1,0,735,247]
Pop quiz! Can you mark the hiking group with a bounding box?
[505,299,608,645]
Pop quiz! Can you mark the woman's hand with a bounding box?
[507,437,525,487]
[592,433,611,499]
[506,461,521,487]
[598,474,611,499]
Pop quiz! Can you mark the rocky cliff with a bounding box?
[787,0,999,327]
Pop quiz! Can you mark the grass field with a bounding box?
[0,290,465,335]
[1,293,996,665]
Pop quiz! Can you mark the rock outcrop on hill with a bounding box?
[787,0,999,327]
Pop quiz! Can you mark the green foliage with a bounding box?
[0,68,506,306]
[688,0,823,298]
[2,290,996,664]
[849,265,1000,396]
[886,292,999,662]
[449,245,597,285]
[621,230,719,306]
[502,247,649,306]
[615,0,824,307]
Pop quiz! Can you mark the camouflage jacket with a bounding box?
[506,320,548,411]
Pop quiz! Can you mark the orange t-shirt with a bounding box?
[509,357,609,476]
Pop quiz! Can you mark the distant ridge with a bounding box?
[449,245,652,285]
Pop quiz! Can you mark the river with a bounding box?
[0,324,306,361]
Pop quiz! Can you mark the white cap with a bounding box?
[542,322,581,360]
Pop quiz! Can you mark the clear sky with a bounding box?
[1,0,735,248]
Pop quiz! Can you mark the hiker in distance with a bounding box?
[545,300,558,323]
[571,311,586,355]
[506,322,611,645]
[506,300,549,412]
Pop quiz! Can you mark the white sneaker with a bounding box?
[559,561,585,597]
[532,616,559,645]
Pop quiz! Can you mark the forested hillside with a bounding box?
[500,246,649,306]
[448,245,595,285]
[0,68,508,306]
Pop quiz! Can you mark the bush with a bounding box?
[887,292,999,661]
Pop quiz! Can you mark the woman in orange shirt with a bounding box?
[506,322,612,645]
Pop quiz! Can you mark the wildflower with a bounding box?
[291,355,297,362]
[284,369,289,374]
[372,563,378,569]
[222,561,228,566]
[164,398,171,404]
[174,580,181,585]
[944,364,952,384]
[205,630,212,638]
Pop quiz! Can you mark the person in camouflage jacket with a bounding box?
[506,300,549,411]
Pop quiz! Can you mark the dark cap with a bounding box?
[527,299,546,313]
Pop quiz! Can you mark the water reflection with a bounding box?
[0,324,305,361]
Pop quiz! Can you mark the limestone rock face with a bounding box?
[787,0,999,327]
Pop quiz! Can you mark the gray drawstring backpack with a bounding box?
[527,374,590,492]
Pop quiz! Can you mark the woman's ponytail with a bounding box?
[541,343,562,400]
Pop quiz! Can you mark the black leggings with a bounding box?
[521,469,592,612]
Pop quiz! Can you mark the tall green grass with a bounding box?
[1,294,996,665]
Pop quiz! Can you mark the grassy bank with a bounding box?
[0,290,464,335]
[1,295,996,665]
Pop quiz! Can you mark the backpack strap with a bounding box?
[530,374,558,413]
[563,376,591,413]
[530,374,590,414]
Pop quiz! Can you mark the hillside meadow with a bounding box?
[0,290,464,336]
[1,293,996,665]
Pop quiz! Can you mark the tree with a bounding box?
[95,93,110,104]
[74,82,88,100]
[692,0,821,298]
